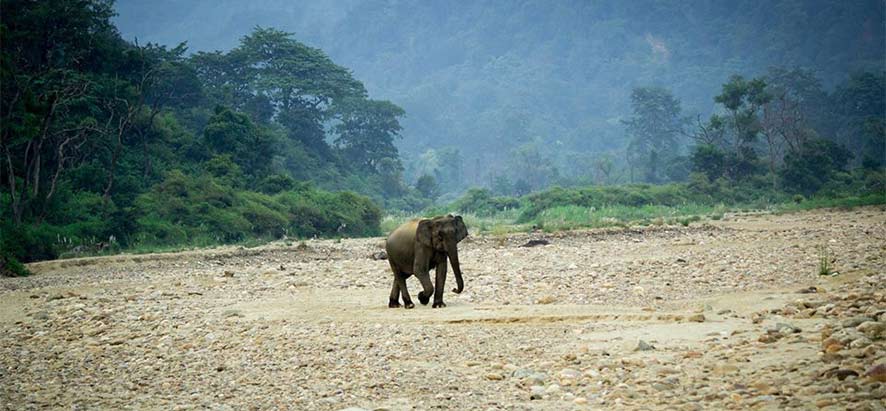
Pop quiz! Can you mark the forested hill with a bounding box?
[114,0,885,190]
[1,1,415,266]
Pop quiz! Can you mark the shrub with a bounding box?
[0,252,30,277]
[453,188,520,216]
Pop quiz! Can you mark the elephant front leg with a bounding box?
[433,258,448,308]
[413,251,435,305]
[396,274,415,309]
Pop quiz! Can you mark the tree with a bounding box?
[333,98,405,173]
[830,71,886,167]
[690,75,769,181]
[623,87,686,183]
[508,142,559,192]
[193,27,367,155]
[0,0,134,223]
[781,139,853,195]
[203,106,276,181]
[415,174,440,200]
[759,68,827,187]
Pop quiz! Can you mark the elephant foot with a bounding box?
[388,300,401,308]
[404,301,415,309]
[432,301,446,308]
[418,292,430,305]
[451,288,462,294]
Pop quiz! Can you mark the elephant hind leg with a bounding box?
[396,273,415,309]
[388,278,401,308]
[389,261,414,309]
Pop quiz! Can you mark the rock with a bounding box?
[797,286,820,294]
[824,343,844,353]
[713,364,739,375]
[512,369,534,379]
[337,408,369,411]
[529,385,545,400]
[636,340,655,351]
[528,373,547,385]
[751,381,772,394]
[536,295,556,305]
[484,372,504,381]
[856,321,884,338]
[864,364,886,382]
[223,309,243,318]
[370,251,387,260]
[758,333,780,343]
[573,397,588,405]
[688,314,705,323]
[824,368,858,380]
[223,270,235,277]
[842,316,873,328]
[849,337,872,349]
[545,384,561,395]
[520,239,550,247]
[558,368,580,380]
[772,323,801,334]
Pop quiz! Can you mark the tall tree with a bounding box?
[333,98,405,173]
[623,87,686,183]
[830,71,886,168]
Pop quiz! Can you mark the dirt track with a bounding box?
[1,207,885,410]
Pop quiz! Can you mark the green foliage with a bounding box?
[414,174,440,201]
[133,170,381,247]
[257,174,297,194]
[623,87,687,183]
[452,188,521,217]
[517,184,694,222]
[0,5,404,263]
[0,251,31,277]
[203,106,276,181]
[781,139,854,195]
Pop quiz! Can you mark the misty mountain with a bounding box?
[114,0,884,187]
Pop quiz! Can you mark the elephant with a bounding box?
[385,214,468,308]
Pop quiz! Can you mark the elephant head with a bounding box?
[416,214,468,293]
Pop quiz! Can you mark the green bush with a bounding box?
[131,170,382,248]
[452,188,521,216]
[0,251,30,277]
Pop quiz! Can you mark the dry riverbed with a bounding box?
[1,207,884,410]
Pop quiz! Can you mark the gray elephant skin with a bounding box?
[385,215,468,308]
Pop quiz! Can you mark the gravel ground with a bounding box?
[1,207,884,410]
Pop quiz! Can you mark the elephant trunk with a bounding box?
[446,241,464,294]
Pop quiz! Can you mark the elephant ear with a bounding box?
[416,219,435,248]
[454,215,468,242]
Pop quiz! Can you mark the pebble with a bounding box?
[865,364,886,382]
[484,372,504,381]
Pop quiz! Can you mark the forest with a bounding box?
[1,0,884,274]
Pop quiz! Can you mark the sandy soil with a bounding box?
[1,207,884,410]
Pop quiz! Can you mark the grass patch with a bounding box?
[534,204,717,231]
[818,244,833,276]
